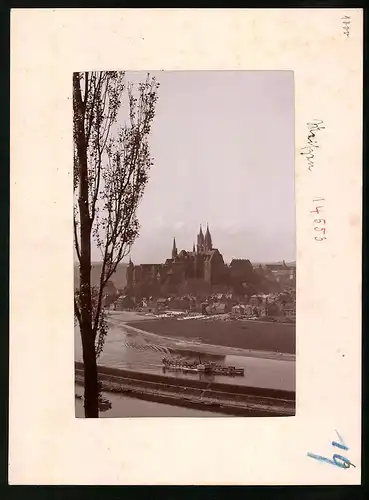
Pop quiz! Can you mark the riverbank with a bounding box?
[75,388,228,417]
[127,317,296,354]
[75,362,295,417]
[105,311,296,361]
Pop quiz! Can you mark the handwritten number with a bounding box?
[333,430,349,451]
[332,441,348,451]
[333,454,354,469]
[307,432,355,469]
[311,202,326,240]
[307,453,351,468]
[341,16,351,38]
[307,452,335,465]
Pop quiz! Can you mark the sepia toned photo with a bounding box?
[10,7,362,485]
[8,8,363,486]
[74,70,296,418]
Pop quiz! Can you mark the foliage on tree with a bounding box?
[73,71,159,417]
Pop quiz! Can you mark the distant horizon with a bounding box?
[76,258,296,266]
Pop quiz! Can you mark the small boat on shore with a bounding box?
[162,357,244,377]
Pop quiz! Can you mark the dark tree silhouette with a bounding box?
[73,71,159,417]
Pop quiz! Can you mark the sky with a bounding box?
[90,71,295,264]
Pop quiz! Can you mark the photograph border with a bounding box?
[8,7,363,486]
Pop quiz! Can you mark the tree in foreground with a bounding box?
[73,71,159,417]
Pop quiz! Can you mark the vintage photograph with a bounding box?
[74,70,296,418]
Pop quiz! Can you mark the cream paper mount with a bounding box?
[10,8,362,485]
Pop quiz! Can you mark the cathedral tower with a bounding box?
[172,237,178,260]
[204,223,213,251]
[126,256,134,288]
[197,225,205,253]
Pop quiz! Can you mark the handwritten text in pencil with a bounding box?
[342,16,351,38]
[300,120,325,172]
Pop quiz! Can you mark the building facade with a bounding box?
[126,224,257,298]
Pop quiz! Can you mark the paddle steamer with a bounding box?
[162,357,244,377]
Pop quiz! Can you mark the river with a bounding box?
[75,389,228,417]
[75,311,295,392]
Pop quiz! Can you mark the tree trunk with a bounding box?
[74,73,99,418]
[81,325,99,418]
[79,229,98,417]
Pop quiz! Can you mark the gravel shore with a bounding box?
[127,317,295,354]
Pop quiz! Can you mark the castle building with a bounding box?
[126,224,257,297]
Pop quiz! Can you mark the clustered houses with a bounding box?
[231,292,296,321]
[106,224,296,321]
[113,288,296,323]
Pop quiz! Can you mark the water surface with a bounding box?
[75,312,295,392]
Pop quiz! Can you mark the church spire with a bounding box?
[126,255,134,288]
[197,224,205,253]
[172,237,178,260]
[204,223,212,251]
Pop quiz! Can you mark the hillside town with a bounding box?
[102,225,296,324]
